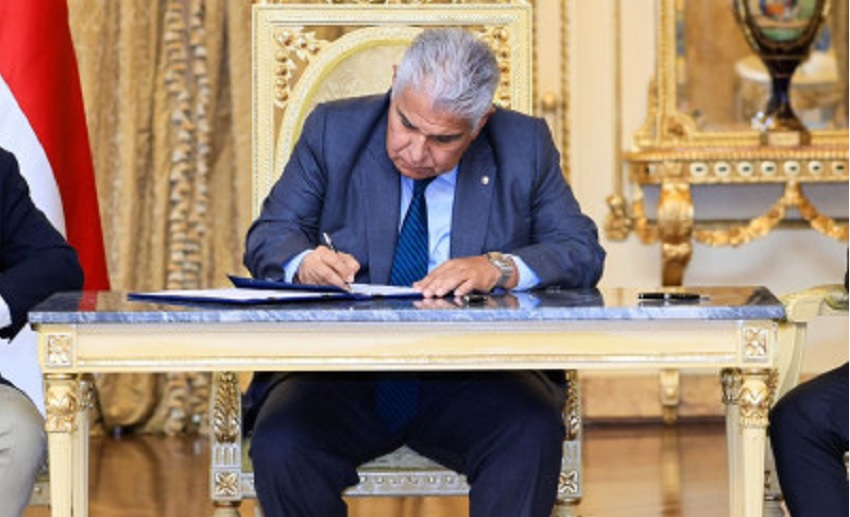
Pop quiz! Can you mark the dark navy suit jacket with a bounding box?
[0,148,83,386]
[241,93,605,428]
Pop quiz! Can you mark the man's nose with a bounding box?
[408,133,428,163]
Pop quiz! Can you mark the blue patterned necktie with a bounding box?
[377,176,435,432]
[389,177,436,287]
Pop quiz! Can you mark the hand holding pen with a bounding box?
[294,232,359,290]
[322,232,338,253]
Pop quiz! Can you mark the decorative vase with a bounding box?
[732,0,830,145]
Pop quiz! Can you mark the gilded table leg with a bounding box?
[763,320,806,515]
[44,373,80,517]
[722,368,743,517]
[74,375,95,517]
[210,372,244,517]
[212,501,242,517]
[762,448,785,517]
[738,369,776,517]
[553,370,582,517]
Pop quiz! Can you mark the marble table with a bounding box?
[31,286,786,517]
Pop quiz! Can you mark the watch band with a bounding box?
[486,251,514,288]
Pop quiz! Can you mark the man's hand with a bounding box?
[414,255,515,298]
[296,246,360,290]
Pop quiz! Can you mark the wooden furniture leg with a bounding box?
[73,375,94,517]
[553,369,582,516]
[738,368,776,517]
[722,368,744,517]
[44,373,79,517]
[213,501,242,517]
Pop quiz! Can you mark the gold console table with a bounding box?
[611,142,848,286]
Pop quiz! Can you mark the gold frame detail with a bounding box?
[606,0,849,285]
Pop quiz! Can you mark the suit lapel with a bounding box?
[362,119,400,284]
[451,136,496,258]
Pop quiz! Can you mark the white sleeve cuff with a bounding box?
[0,294,11,331]
[508,254,540,291]
[283,249,313,282]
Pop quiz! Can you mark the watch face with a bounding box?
[487,252,513,287]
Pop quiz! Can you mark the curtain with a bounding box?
[69,0,253,433]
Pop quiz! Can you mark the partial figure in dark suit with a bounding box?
[0,147,83,516]
[244,28,605,517]
[770,362,849,517]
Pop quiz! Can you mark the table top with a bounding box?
[29,286,785,325]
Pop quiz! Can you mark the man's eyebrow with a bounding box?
[397,108,416,130]
[396,107,464,142]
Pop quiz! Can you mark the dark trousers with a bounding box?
[769,362,849,517]
[249,371,566,517]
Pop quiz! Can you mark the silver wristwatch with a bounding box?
[486,252,514,288]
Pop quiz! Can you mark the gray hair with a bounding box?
[392,28,499,128]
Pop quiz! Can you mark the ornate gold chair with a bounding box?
[209,3,581,516]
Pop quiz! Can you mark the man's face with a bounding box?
[386,86,487,180]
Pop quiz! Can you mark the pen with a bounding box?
[637,292,702,301]
[322,232,351,289]
[322,232,337,253]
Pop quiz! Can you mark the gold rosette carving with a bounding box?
[558,469,580,496]
[213,471,240,498]
[739,370,775,428]
[742,325,769,362]
[45,379,79,433]
[46,333,74,368]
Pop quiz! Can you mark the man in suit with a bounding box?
[244,28,605,517]
[770,361,848,517]
[0,147,84,517]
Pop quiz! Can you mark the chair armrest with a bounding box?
[781,284,848,324]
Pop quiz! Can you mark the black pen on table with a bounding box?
[637,291,704,302]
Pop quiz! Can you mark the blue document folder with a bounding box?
[128,276,423,306]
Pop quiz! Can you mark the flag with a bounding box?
[0,0,109,291]
[0,1,110,414]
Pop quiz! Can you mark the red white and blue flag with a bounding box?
[0,0,109,290]
[0,0,109,410]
